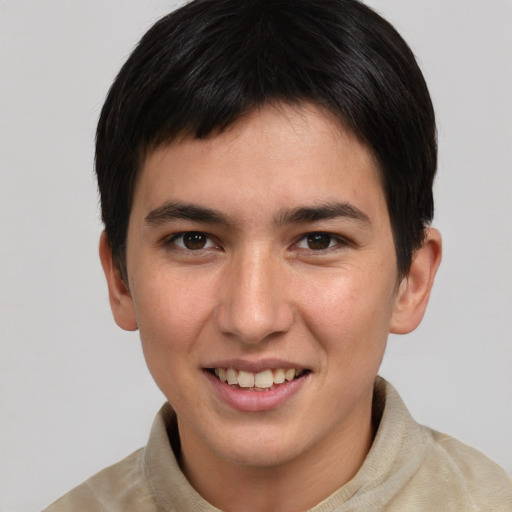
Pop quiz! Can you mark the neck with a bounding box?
[178,394,375,512]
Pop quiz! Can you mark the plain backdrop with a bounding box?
[1,1,511,511]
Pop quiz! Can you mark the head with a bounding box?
[97,1,442,497]
[96,0,437,282]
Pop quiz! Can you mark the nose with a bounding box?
[215,249,294,344]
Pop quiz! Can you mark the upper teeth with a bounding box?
[214,368,304,389]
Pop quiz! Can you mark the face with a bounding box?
[115,104,406,472]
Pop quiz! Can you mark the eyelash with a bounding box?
[164,231,348,253]
[295,232,348,252]
[166,231,219,251]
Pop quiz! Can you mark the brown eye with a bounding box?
[181,232,210,250]
[306,233,332,250]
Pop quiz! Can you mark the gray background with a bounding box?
[1,1,511,510]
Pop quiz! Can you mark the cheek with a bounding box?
[297,267,396,356]
[132,275,216,405]
[132,270,217,358]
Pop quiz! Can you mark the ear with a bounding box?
[99,231,138,331]
[390,228,442,334]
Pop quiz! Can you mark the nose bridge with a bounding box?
[216,245,293,343]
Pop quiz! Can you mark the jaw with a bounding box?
[176,376,376,512]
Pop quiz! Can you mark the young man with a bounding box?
[44,0,512,510]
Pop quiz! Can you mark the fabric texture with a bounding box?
[43,378,512,511]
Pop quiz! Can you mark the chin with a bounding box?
[207,424,311,468]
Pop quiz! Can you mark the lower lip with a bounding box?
[204,371,308,412]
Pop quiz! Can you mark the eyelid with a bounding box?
[293,232,350,251]
[165,231,220,250]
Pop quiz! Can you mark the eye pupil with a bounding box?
[307,233,331,250]
[183,232,207,250]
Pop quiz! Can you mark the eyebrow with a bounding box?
[275,202,370,226]
[145,201,232,226]
[145,200,370,228]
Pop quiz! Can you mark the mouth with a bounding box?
[206,367,310,392]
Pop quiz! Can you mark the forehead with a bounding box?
[132,103,386,227]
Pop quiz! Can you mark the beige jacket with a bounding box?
[43,379,512,511]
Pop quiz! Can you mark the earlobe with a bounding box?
[390,228,442,335]
[99,231,138,331]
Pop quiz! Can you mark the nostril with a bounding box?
[215,301,294,345]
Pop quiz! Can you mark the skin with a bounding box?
[100,103,441,512]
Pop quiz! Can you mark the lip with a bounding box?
[204,368,309,412]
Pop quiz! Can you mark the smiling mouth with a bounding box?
[207,367,310,391]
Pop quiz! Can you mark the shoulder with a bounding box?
[400,427,512,512]
[371,379,512,511]
[43,448,158,512]
[421,428,512,508]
